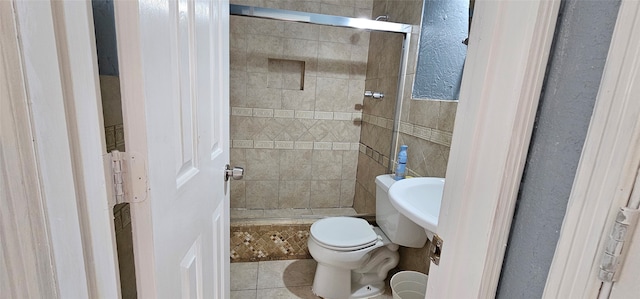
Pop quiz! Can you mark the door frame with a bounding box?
[3,0,120,298]
[7,0,569,298]
[543,0,640,297]
[3,0,118,297]
[426,1,561,298]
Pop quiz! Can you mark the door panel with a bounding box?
[114,0,230,298]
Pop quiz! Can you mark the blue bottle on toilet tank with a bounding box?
[394,145,408,181]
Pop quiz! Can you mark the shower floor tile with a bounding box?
[230,259,393,299]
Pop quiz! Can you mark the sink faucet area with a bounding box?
[388,177,445,239]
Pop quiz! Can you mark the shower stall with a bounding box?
[228,3,412,226]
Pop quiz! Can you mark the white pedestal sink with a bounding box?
[387,177,445,239]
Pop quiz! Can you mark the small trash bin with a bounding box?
[390,271,428,299]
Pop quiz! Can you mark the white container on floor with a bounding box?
[390,271,428,299]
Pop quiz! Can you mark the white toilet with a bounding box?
[308,174,428,299]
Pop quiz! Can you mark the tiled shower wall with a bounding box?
[354,0,458,215]
[356,0,459,275]
[229,0,373,210]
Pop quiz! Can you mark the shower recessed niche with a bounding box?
[267,58,305,91]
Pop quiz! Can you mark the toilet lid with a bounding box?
[310,217,378,250]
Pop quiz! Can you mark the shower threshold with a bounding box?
[231,207,368,221]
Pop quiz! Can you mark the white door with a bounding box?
[113,0,230,298]
[425,1,560,298]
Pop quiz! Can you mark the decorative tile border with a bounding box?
[361,113,453,147]
[230,223,312,262]
[359,143,390,168]
[232,140,360,150]
[231,106,362,121]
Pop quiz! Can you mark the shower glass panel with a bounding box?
[229,4,411,222]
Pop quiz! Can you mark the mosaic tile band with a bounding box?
[231,223,312,262]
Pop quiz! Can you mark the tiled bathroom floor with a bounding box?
[230,259,393,299]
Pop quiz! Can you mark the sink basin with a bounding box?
[388,177,445,237]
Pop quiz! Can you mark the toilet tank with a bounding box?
[375,174,428,248]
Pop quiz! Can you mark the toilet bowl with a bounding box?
[308,217,399,299]
[308,175,428,299]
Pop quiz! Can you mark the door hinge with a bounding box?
[108,150,148,205]
[598,207,640,282]
[429,234,443,265]
[111,151,126,204]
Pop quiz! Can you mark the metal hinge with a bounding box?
[111,151,126,204]
[598,207,640,282]
[429,234,443,265]
[108,150,148,205]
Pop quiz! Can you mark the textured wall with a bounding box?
[496,0,621,297]
[412,0,468,100]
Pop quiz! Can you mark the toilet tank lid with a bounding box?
[375,174,396,192]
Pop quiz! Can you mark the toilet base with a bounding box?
[349,280,385,299]
[311,263,386,299]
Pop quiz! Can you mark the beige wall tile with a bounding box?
[311,150,342,180]
[319,26,360,44]
[279,149,313,180]
[283,38,319,60]
[229,15,247,34]
[331,121,361,142]
[282,78,316,110]
[307,121,333,141]
[275,119,308,141]
[355,0,374,9]
[230,71,247,107]
[310,180,341,208]
[246,86,282,109]
[340,180,356,207]
[278,180,311,208]
[284,22,320,40]
[231,180,246,209]
[317,42,352,78]
[409,100,439,128]
[320,3,355,17]
[353,182,366,213]
[245,149,280,180]
[315,77,349,110]
[438,101,458,133]
[281,1,322,14]
[341,151,359,179]
[354,7,373,19]
[230,50,247,73]
[246,18,284,36]
[398,133,450,178]
[246,180,279,209]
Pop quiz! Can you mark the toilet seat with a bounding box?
[310,217,379,251]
